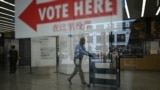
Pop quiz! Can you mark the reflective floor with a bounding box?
[0,66,160,90]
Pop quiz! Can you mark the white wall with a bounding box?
[31,37,56,67]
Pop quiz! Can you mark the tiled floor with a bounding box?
[0,66,160,90]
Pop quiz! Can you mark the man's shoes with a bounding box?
[67,78,72,85]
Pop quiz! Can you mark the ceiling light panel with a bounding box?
[0,12,14,17]
[0,23,15,27]
[0,28,14,31]
[0,0,15,7]
[0,30,15,33]
[0,6,15,13]
[0,25,15,28]
[0,16,13,21]
[141,0,146,17]
[0,20,14,24]
[0,25,14,27]
[125,0,130,18]
[156,6,160,15]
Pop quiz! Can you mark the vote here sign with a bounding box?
[15,0,122,38]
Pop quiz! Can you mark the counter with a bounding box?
[120,55,160,70]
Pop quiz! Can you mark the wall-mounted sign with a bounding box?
[15,0,122,38]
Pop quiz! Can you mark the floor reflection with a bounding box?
[0,67,160,90]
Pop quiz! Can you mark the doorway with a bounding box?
[19,38,31,66]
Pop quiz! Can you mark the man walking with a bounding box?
[68,37,91,85]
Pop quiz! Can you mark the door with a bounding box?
[19,39,31,66]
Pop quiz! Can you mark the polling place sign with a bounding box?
[15,0,122,38]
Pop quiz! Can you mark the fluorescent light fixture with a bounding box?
[0,30,15,32]
[0,16,13,21]
[0,0,15,7]
[0,26,14,30]
[0,29,14,32]
[0,20,14,24]
[141,0,146,17]
[156,6,160,15]
[0,26,14,29]
[0,25,15,28]
[0,27,15,30]
[124,0,130,18]
[0,6,15,13]
[0,28,14,31]
[0,23,15,27]
[0,26,15,29]
[0,12,14,17]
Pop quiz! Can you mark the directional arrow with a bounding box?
[19,0,73,32]
[19,0,39,31]
[19,0,117,32]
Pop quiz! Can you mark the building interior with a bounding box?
[0,0,160,90]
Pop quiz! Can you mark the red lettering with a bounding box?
[68,22,74,31]
[53,20,91,32]
[53,25,58,32]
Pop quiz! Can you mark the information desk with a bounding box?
[89,57,120,87]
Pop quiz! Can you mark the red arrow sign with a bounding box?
[19,0,117,31]
[19,0,39,31]
[19,0,74,31]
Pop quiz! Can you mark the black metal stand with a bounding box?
[89,56,120,87]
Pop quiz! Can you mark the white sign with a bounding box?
[31,37,57,67]
[15,0,122,38]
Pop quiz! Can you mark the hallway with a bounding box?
[0,67,160,90]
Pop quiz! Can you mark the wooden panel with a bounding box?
[120,58,136,69]
[136,56,154,70]
[120,55,160,70]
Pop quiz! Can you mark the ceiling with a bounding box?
[0,0,14,33]
[123,0,160,19]
[0,0,160,33]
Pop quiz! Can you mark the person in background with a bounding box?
[9,45,18,74]
[67,37,92,85]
